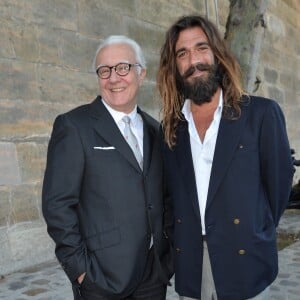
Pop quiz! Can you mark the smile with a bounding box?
[110,87,126,92]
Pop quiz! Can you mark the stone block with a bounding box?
[0,60,40,101]
[58,30,99,72]
[0,20,16,59]
[10,184,40,224]
[0,99,58,140]
[137,82,160,120]
[37,64,97,105]
[124,16,166,55]
[0,187,10,226]
[77,1,124,38]
[144,52,159,83]
[133,1,199,28]
[89,0,136,17]
[0,142,21,185]
[16,142,47,183]
[1,222,55,275]
[0,227,12,275]
[280,72,296,91]
[264,67,278,84]
[268,86,285,105]
[35,26,61,65]
[9,23,40,62]
[4,0,77,31]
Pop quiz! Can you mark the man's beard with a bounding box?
[178,63,221,106]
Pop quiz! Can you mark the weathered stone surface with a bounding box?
[268,86,285,105]
[264,67,278,84]
[0,60,40,101]
[0,187,10,226]
[0,0,299,277]
[10,184,40,224]
[2,0,77,31]
[0,20,16,59]
[58,31,99,72]
[16,143,47,183]
[138,83,160,121]
[1,222,55,275]
[125,16,166,55]
[0,143,21,185]
[38,64,97,104]
[77,1,125,38]
[143,52,160,83]
[0,227,12,272]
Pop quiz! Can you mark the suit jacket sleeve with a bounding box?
[42,114,86,282]
[259,100,294,226]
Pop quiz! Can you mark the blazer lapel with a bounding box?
[176,121,201,220]
[89,97,142,172]
[206,103,249,209]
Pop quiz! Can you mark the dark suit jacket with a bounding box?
[42,96,173,298]
[162,96,294,300]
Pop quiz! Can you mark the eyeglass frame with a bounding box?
[96,62,142,79]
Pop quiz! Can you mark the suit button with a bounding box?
[148,204,153,210]
[233,218,240,225]
[176,218,182,223]
[238,249,246,255]
[175,247,181,253]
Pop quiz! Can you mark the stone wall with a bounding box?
[0,0,299,275]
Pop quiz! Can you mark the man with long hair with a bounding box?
[158,15,294,300]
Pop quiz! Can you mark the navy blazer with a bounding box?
[162,96,294,300]
[42,96,173,298]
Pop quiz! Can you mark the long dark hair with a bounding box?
[157,15,244,148]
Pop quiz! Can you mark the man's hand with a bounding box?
[77,272,86,284]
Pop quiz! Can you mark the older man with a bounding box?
[42,35,173,300]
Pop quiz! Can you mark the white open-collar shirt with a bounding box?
[181,91,223,235]
[102,99,143,157]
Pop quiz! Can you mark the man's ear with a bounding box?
[138,68,147,85]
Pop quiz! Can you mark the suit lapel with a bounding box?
[139,109,154,176]
[206,103,249,209]
[89,97,142,172]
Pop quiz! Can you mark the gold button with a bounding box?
[176,247,181,253]
[177,218,182,223]
[238,249,246,255]
[233,218,240,225]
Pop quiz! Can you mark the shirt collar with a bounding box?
[101,99,138,125]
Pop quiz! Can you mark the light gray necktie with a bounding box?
[122,116,143,170]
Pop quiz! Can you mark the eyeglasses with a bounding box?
[96,63,142,79]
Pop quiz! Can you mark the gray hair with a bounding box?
[93,35,147,72]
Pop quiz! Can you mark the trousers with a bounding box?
[179,241,270,300]
[73,248,167,300]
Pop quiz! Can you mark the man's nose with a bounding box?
[189,50,201,65]
[108,69,121,82]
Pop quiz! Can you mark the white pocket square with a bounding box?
[93,146,115,150]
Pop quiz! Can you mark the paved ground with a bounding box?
[0,210,299,300]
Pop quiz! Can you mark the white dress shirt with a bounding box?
[101,99,143,157]
[181,92,223,235]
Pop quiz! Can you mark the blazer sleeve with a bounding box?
[159,125,174,242]
[259,100,294,226]
[42,114,86,282]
